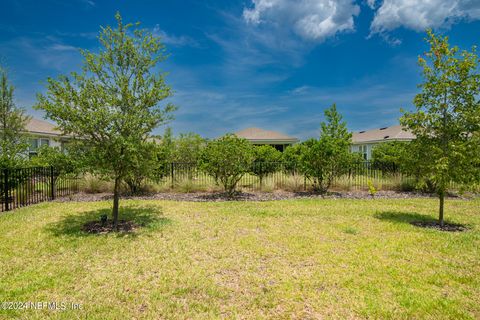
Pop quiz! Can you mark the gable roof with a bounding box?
[25,118,63,137]
[234,127,298,142]
[352,125,415,144]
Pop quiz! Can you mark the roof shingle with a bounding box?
[352,125,415,144]
[234,127,298,142]
[25,118,63,136]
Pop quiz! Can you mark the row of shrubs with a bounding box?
[16,134,437,197]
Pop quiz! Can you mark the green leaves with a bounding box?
[298,104,354,193]
[371,141,408,172]
[199,134,254,195]
[29,145,80,177]
[401,30,480,191]
[0,67,30,169]
[251,145,282,184]
[401,30,480,223]
[171,133,206,163]
[34,13,176,217]
[35,13,175,183]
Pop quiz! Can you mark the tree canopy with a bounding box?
[401,30,480,226]
[299,104,354,193]
[251,145,282,186]
[0,67,30,169]
[35,13,176,227]
[199,134,254,195]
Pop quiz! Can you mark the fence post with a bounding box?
[3,168,9,211]
[50,166,55,200]
[170,163,174,189]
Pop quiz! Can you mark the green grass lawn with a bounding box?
[0,198,479,319]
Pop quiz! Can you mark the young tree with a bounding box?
[299,104,353,193]
[172,132,206,163]
[401,30,480,227]
[198,134,254,196]
[282,143,303,175]
[251,145,282,186]
[371,141,408,173]
[35,13,176,228]
[0,67,30,169]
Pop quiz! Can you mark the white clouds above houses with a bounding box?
[243,0,480,44]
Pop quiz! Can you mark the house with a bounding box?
[351,125,415,160]
[25,118,69,155]
[234,127,299,151]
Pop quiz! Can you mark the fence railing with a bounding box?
[1,166,79,212]
[149,161,408,192]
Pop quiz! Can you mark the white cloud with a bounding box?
[82,0,95,7]
[243,0,360,42]
[49,43,78,52]
[0,37,82,72]
[370,0,480,34]
[153,25,199,47]
[366,0,377,9]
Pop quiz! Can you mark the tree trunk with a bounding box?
[439,191,445,227]
[112,176,121,229]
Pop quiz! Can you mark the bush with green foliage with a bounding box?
[251,145,282,186]
[123,142,161,194]
[282,144,303,174]
[29,145,79,174]
[172,132,206,163]
[153,130,206,182]
[198,134,254,195]
[371,141,408,172]
[27,145,80,198]
[298,104,354,194]
[155,128,174,179]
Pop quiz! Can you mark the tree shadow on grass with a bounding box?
[374,211,469,232]
[374,211,438,224]
[46,205,172,238]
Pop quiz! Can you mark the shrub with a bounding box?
[80,174,113,194]
[123,142,161,195]
[298,104,354,194]
[251,145,282,186]
[198,134,254,196]
[172,132,206,163]
[367,180,377,197]
[282,144,302,174]
[371,141,408,173]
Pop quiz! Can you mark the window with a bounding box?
[29,138,50,155]
[359,145,368,160]
[40,139,50,147]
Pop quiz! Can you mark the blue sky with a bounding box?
[1,0,480,139]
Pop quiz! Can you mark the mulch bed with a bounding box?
[57,190,457,203]
[410,221,469,232]
[82,220,138,234]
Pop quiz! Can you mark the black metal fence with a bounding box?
[156,161,409,192]
[1,166,79,212]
